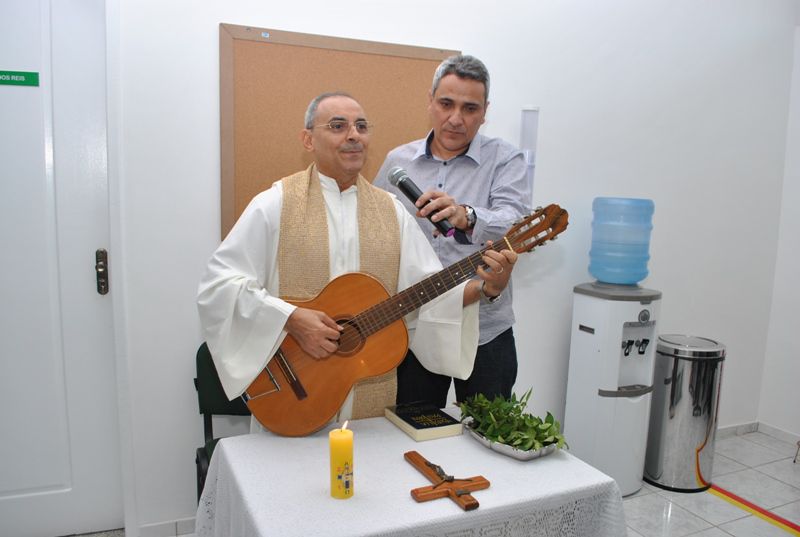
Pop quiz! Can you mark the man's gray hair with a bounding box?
[304,91,355,129]
[431,55,490,102]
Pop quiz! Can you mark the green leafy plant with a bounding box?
[459,389,568,451]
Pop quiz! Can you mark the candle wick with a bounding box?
[342,420,349,432]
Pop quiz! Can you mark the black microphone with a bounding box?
[387,167,455,237]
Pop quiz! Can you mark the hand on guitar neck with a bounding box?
[285,308,343,359]
[464,239,518,305]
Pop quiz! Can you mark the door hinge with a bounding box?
[95,248,109,295]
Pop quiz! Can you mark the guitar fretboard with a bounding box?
[352,242,504,337]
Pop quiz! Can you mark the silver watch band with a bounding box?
[462,204,476,230]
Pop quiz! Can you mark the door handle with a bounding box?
[95,248,109,295]
[598,384,653,398]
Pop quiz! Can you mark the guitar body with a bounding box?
[242,204,569,437]
[245,272,409,437]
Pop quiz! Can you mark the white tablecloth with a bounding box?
[196,415,625,537]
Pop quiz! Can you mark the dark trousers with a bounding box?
[396,327,518,408]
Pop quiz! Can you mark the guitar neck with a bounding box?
[354,243,502,337]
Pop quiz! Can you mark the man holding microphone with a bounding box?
[374,54,533,408]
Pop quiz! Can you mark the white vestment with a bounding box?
[197,174,479,422]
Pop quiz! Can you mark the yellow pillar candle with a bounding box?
[329,421,354,499]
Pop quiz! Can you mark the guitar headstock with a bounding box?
[505,204,569,254]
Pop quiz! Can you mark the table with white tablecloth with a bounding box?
[196,415,626,537]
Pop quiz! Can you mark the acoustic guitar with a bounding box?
[244,204,569,436]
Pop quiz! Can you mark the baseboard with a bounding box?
[139,517,195,537]
[757,422,800,445]
[716,422,758,439]
[716,421,800,446]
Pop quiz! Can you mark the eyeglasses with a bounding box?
[312,120,373,135]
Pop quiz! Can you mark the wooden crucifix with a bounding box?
[404,451,490,511]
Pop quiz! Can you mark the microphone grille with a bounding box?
[387,166,406,186]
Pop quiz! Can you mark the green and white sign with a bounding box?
[0,71,39,86]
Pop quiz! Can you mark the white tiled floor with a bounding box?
[623,432,800,537]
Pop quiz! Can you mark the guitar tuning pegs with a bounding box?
[535,206,543,212]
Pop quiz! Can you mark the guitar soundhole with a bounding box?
[336,317,364,356]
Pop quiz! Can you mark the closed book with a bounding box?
[384,403,463,441]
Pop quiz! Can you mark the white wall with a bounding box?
[107,0,800,531]
[758,27,800,438]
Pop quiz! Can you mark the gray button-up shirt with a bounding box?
[375,131,533,345]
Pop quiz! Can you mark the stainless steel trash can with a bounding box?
[644,335,725,492]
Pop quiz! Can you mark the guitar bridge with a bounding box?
[243,348,308,403]
[242,362,281,402]
[275,348,308,400]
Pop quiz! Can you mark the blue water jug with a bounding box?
[589,197,654,285]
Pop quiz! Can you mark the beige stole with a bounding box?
[278,164,401,420]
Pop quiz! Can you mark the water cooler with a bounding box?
[564,283,661,496]
[564,197,659,496]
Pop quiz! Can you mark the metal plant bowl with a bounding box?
[465,422,558,461]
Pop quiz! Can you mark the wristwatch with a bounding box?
[479,281,502,304]
[462,204,477,230]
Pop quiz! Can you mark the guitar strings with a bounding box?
[333,241,506,349]
[332,209,559,349]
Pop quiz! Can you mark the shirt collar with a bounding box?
[318,170,358,194]
[418,130,482,165]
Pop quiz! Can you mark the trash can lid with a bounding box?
[657,334,726,359]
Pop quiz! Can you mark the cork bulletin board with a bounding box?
[219,23,459,237]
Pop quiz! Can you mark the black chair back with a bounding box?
[194,342,250,500]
